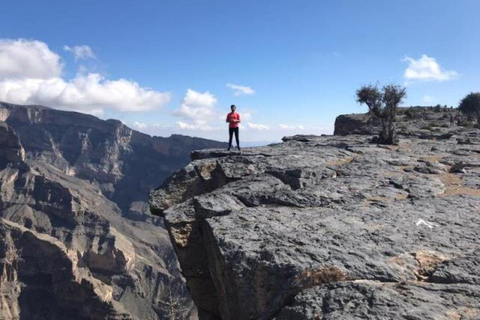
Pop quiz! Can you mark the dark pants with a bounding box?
[228,127,239,148]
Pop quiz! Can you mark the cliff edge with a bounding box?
[150,123,480,319]
[0,102,226,319]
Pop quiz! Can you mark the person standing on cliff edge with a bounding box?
[226,105,241,151]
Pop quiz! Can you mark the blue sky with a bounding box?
[0,0,478,143]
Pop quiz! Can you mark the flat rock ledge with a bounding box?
[150,129,480,320]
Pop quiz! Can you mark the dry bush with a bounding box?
[293,266,346,289]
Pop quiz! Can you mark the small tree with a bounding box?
[458,92,480,128]
[356,83,406,144]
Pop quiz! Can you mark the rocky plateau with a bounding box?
[150,108,480,320]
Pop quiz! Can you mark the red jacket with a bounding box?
[226,112,240,128]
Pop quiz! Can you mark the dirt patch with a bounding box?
[413,251,449,281]
[325,156,355,167]
[293,266,347,289]
[446,310,461,320]
[420,154,447,163]
[439,173,480,198]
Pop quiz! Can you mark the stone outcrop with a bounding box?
[0,218,127,320]
[0,102,226,319]
[0,122,24,167]
[334,106,460,138]
[150,124,480,319]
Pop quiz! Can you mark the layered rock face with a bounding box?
[0,219,128,320]
[150,126,480,319]
[0,102,226,216]
[0,102,226,319]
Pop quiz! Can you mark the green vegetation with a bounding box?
[356,83,407,144]
[458,92,480,127]
[405,108,420,119]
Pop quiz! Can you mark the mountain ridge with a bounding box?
[0,102,227,319]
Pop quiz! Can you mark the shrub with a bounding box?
[458,92,480,127]
[356,83,407,144]
[293,266,346,289]
[405,108,420,119]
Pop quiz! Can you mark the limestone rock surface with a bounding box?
[150,125,480,320]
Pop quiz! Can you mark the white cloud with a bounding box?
[403,54,457,82]
[242,112,252,120]
[173,89,222,131]
[173,92,260,133]
[0,39,62,80]
[64,45,96,61]
[226,83,255,96]
[279,124,305,130]
[176,120,219,131]
[174,89,217,120]
[247,122,269,130]
[0,73,171,114]
[133,121,147,129]
[0,39,170,115]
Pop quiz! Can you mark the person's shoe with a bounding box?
[237,146,241,151]
[227,147,231,151]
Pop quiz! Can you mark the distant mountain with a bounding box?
[0,102,227,319]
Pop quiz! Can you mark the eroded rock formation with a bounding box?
[150,123,480,319]
[334,106,460,138]
[0,102,226,319]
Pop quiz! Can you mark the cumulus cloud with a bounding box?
[247,122,269,130]
[173,90,260,132]
[0,39,62,80]
[176,120,218,131]
[403,54,457,82]
[64,45,96,61]
[0,39,170,115]
[174,89,217,120]
[226,83,255,96]
[0,73,170,114]
[173,89,222,131]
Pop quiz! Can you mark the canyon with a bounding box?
[0,102,226,319]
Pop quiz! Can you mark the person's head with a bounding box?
[230,105,236,112]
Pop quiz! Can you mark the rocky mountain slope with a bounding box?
[0,102,226,319]
[150,114,480,319]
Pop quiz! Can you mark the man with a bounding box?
[226,105,241,151]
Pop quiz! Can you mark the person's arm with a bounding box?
[226,114,230,123]
[237,114,241,123]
